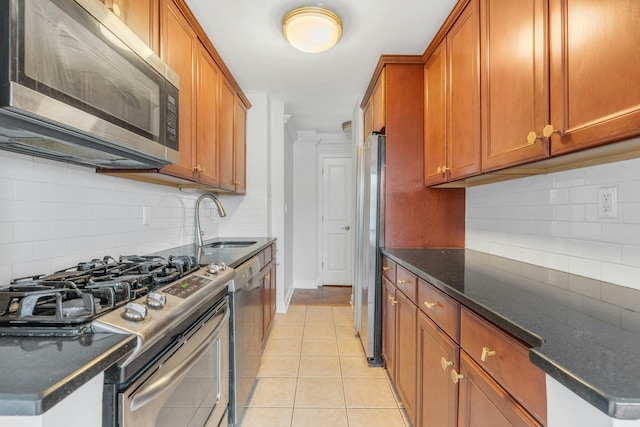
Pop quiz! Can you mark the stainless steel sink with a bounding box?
[203,241,257,249]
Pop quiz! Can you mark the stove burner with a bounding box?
[0,254,198,335]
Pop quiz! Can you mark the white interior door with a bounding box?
[321,157,354,285]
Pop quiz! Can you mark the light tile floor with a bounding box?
[240,305,409,427]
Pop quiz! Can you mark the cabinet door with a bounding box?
[371,69,386,133]
[261,261,274,341]
[195,45,221,187]
[160,0,197,180]
[480,0,549,172]
[363,101,372,141]
[424,41,448,186]
[457,351,542,427]
[550,0,640,155]
[447,0,481,181]
[418,312,458,427]
[395,290,417,426]
[234,98,247,194]
[382,276,397,380]
[219,77,236,191]
[102,0,159,53]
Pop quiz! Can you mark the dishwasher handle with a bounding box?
[129,303,230,412]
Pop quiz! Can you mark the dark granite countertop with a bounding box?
[0,333,135,415]
[382,248,640,420]
[0,237,275,417]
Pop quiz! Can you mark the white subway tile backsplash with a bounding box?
[0,223,12,244]
[2,200,36,222]
[14,181,53,202]
[582,241,622,264]
[618,181,640,202]
[623,203,640,223]
[585,161,627,185]
[0,153,34,180]
[602,263,640,290]
[467,156,640,292]
[622,245,640,268]
[569,186,598,204]
[602,223,640,246]
[554,204,585,221]
[548,188,570,205]
[552,168,586,188]
[569,222,601,241]
[13,222,53,242]
[568,256,602,280]
[34,158,69,184]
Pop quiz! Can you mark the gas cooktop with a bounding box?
[0,254,200,335]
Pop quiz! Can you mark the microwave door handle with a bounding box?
[129,306,230,412]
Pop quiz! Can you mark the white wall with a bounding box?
[292,135,319,289]
[466,150,640,291]
[218,92,270,237]
[282,117,295,309]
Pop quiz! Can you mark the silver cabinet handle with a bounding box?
[342,225,350,230]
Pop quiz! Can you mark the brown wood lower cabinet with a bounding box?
[395,290,418,425]
[382,256,546,427]
[418,311,459,427]
[260,245,276,344]
[382,276,397,382]
[457,351,542,427]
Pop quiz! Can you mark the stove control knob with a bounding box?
[215,261,226,271]
[146,292,166,309]
[207,264,221,274]
[121,302,147,322]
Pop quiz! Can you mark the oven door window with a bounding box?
[20,0,162,142]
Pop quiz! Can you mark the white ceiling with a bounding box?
[185,0,458,134]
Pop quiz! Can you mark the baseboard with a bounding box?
[294,280,319,289]
[278,286,295,313]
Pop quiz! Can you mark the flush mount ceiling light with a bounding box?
[282,6,343,53]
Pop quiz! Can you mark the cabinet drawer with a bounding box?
[382,256,396,282]
[418,278,460,342]
[460,308,546,424]
[396,265,417,305]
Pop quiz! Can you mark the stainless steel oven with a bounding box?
[94,261,236,427]
[120,296,230,427]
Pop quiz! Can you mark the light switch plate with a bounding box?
[142,205,151,225]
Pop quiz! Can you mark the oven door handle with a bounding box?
[129,304,230,412]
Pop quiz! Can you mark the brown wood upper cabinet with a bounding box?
[101,0,159,53]
[480,0,550,172]
[549,0,640,155]
[100,0,249,193]
[362,68,385,139]
[161,2,221,187]
[424,0,481,186]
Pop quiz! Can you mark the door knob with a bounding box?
[342,225,350,230]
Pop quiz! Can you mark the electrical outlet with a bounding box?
[598,187,617,218]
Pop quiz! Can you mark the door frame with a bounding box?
[315,143,354,287]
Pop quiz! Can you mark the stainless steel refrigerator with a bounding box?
[353,133,385,365]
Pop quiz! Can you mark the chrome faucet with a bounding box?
[195,193,227,247]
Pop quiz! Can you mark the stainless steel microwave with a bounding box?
[0,0,179,169]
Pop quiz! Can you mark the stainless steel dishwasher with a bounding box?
[228,256,262,426]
